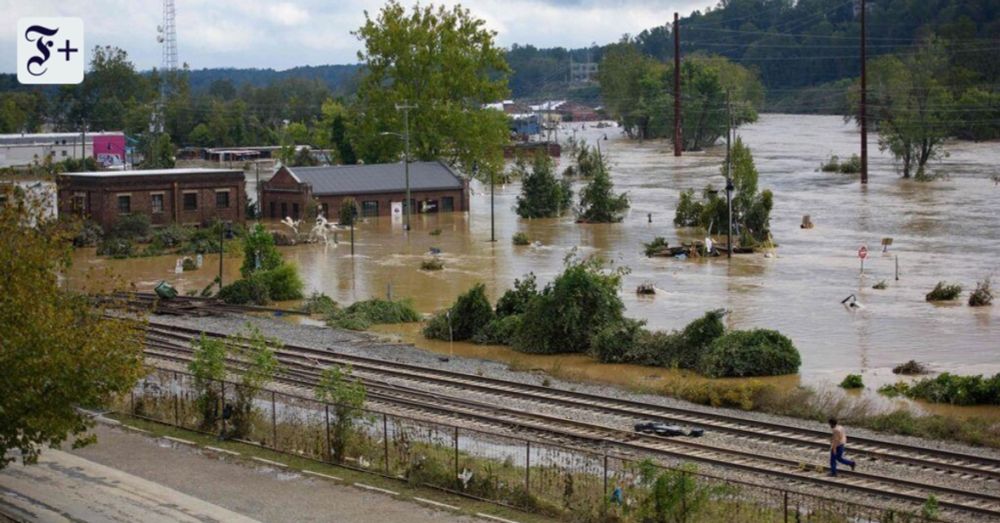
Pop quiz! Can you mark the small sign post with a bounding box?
[858,245,868,275]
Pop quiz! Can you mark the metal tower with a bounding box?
[157,0,178,71]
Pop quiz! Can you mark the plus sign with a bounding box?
[57,40,78,61]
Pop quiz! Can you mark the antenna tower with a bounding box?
[157,0,178,71]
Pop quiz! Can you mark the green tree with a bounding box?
[351,1,511,176]
[577,150,629,223]
[241,224,283,277]
[857,38,954,179]
[143,133,176,169]
[515,153,572,219]
[0,186,144,469]
[226,325,281,439]
[315,365,366,464]
[188,334,227,431]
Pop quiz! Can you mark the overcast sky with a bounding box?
[2,0,715,73]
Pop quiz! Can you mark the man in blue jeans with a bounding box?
[828,417,856,476]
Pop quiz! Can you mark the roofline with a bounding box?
[313,185,465,197]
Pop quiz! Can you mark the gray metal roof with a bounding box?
[60,168,241,178]
[288,161,464,196]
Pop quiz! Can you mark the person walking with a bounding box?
[828,417,856,476]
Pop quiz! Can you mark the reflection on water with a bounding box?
[68,115,1000,390]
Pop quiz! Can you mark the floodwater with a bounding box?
[67,114,1000,393]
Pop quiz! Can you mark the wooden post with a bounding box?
[673,12,682,157]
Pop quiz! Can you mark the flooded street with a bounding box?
[68,114,1000,388]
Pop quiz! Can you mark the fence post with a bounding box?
[680,469,687,522]
[220,381,226,437]
[783,491,788,523]
[383,413,390,473]
[130,387,134,415]
[525,441,531,494]
[602,454,609,513]
[271,391,277,449]
[325,404,331,462]
[173,371,179,427]
[453,426,459,487]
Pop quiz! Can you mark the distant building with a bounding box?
[56,168,246,231]
[261,161,469,221]
[557,102,600,122]
[0,131,126,168]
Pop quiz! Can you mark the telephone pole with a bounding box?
[726,91,733,259]
[395,101,416,231]
[859,0,868,185]
[673,12,682,157]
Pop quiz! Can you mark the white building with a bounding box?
[0,132,125,168]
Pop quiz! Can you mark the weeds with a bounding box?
[969,278,993,306]
[926,281,962,302]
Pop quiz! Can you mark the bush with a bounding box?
[926,281,962,301]
[424,284,494,341]
[495,273,538,318]
[820,154,861,174]
[339,197,358,226]
[151,224,191,248]
[839,374,864,389]
[182,257,198,271]
[893,360,928,375]
[676,309,727,369]
[256,264,304,301]
[513,256,626,354]
[110,213,151,240]
[429,228,442,236]
[96,237,134,258]
[969,279,993,306]
[577,160,629,223]
[699,329,801,378]
[643,237,670,257]
[512,232,531,246]
[820,155,841,172]
[328,298,421,330]
[903,373,1000,406]
[300,292,338,315]
[472,314,523,345]
[72,220,103,247]
[878,382,910,398]
[420,257,444,271]
[219,275,271,305]
[591,319,645,363]
[515,153,573,218]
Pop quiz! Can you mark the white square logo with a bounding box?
[17,18,84,85]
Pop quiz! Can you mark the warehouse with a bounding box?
[0,131,126,168]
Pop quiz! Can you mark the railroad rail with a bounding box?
[140,320,1000,519]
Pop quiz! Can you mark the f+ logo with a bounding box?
[17,18,84,85]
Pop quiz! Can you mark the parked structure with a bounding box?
[56,168,245,231]
[0,132,126,168]
[261,161,468,221]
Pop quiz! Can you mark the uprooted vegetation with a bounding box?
[423,255,800,378]
[925,281,962,302]
[969,278,993,306]
[325,298,421,331]
[820,154,861,174]
[893,360,929,375]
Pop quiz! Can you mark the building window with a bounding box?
[61,150,67,157]
[281,202,287,218]
[361,200,379,217]
[117,195,131,214]
[216,191,230,209]
[442,196,455,212]
[292,203,300,220]
[270,201,276,218]
[71,192,86,214]
[151,194,164,213]
[183,192,198,211]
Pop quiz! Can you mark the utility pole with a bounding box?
[860,0,868,185]
[488,166,496,242]
[726,91,733,259]
[673,12,682,157]
[395,101,416,231]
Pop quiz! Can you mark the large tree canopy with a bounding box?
[350,1,511,177]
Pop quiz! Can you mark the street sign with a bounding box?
[858,245,868,260]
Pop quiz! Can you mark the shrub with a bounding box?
[339,197,358,226]
[328,298,420,330]
[926,281,962,302]
[110,213,151,240]
[182,257,198,271]
[515,153,573,218]
[643,237,670,257]
[424,284,494,341]
[256,264,304,301]
[472,314,523,345]
[699,329,801,378]
[219,275,271,305]
[820,155,841,172]
[674,189,702,227]
[512,232,531,246]
[591,319,645,363]
[839,374,864,389]
[577,160,629,223]
[429,228,442,236]
[969,279,993,306]
[241,224,283,277]
[839,154,861,174]
[513,256,626,354]
[151,224,191,248]
[878,382,910,398]
[420,257,444,271]
[96,237,134,258]
[495,273,538,318]
[300,292,338,315]
[893,360,928,375]
[677,309,727,369]
[72,220,103,247]
[903,373,1000,406]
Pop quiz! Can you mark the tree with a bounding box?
[143,133,175,169]
[577,149,629,223]
[241,224,283,278]
[225,325,280,439]
[858,38,954,179]
[188,334,227,431]
[0,185,144,469]
[515,153,572,219]
[315,365,366,464]
[351,1,511,176]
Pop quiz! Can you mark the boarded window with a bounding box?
[151,194,164,213]
[292,203,300,219]
[216,191,230,209]
[183,192,198,211]
[361,200,379,217]
[442,196,454,212]
[117,195,131,214]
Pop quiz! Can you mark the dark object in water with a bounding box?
[154,281,178,300]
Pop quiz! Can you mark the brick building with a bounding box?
[57,168,246,231]
[261,161,469,220]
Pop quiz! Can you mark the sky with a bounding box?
[1,0,716,73]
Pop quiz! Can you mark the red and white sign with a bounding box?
[858,245,868,260]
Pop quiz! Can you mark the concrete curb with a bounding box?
[163,436,196,446]
[302,470,343,482]
[475,513,520,523]
[353,483,399,496]
[120,424,150,434]
[413,497,460,512]
[204,446,241,456]
[250,456,288,468]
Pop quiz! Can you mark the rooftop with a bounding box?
[287,161,464,196]
[60,168,243,178]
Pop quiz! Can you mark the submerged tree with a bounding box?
[515,153,572,219]
[577,149,629,223]
[0,185,145,469]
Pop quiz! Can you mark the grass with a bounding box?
[926,281,962,302]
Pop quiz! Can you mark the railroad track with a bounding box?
[140,321,1000,519]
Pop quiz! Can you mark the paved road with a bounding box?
[0,424,477,523]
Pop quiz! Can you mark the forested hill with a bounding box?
[184,64,360,95]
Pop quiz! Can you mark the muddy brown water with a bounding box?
[67,115,999,411]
